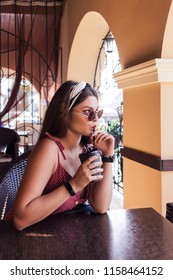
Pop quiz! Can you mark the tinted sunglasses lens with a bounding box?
[88,112,95,121]
[98,109,103,119]
[88,109,103,121]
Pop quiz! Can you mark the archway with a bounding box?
[67,11,123,207]
[67,11,109,85]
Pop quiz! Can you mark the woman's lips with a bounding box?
[91,126,96,133]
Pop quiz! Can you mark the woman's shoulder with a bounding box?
[44,132,64,149]
[31,137,58,159]
[26,137,58,173]
[31,134,66,163]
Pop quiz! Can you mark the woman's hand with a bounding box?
[70,155,103,191]
[91,131,115,156]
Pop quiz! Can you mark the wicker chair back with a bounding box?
[0,151,30,219]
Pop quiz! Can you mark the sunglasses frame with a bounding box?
[71,108,103,121]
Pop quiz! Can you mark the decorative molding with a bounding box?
[121,147,173,171]
[114,58,173,89]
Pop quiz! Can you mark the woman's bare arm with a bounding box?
[13,139,71,230]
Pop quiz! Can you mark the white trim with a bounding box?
[114,59,173,89]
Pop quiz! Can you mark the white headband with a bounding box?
[69,81,86,111]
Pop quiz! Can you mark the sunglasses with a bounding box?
[71,109,103,121]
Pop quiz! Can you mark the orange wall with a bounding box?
[123,158,162,213]
[123,84,161,156]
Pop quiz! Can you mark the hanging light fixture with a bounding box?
[103,31,114,53]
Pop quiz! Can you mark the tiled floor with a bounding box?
[110,188,124,210]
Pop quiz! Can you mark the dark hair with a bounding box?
[39,80,98,145]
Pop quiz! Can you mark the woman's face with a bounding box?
[67,96,100,136]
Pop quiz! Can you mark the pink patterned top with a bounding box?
[43,132,89,213]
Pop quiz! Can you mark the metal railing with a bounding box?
[113,145,123,193]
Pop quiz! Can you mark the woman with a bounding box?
[13,80,115,230]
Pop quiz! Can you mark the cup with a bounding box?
[79,147,102,181]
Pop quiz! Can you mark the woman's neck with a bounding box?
[59,131,82,151]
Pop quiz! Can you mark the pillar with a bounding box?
[114,58,173,216]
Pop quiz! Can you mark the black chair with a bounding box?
[0,151,30,220]
[166,202,173,223]
[0,127,20,159]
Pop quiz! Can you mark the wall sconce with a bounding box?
[103,31,114,53]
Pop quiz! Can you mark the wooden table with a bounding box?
[0,208,173,260]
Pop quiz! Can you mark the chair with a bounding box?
[0,127,20,159]
[0,151,30,220]
[166,202,173,223]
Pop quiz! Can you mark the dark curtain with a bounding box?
[0,0,64,124]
